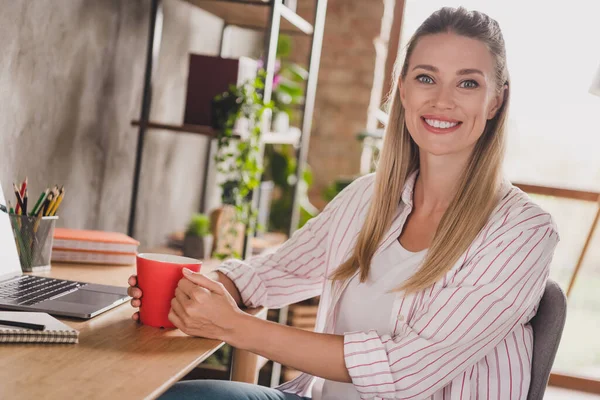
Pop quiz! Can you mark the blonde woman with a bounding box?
[129,7,559,400]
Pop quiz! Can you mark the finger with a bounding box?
[171,296,188,319]
[177,278,197,298]
[175,287,191,303]
[168,308,185,329]
[130,298,141,308]
[182,269,224,294]
[132,312,140,321]
[128,275,137,287]
[127,286,142,298]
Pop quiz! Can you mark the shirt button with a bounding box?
[397,314,405,321]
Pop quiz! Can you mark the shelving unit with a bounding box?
[130,120,301,145]
[184,0,314,34]
[127,0,328,387]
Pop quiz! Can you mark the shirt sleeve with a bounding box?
[215,175,371,309]
[342,214,559,399]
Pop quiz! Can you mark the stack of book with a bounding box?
[51,228,139,265]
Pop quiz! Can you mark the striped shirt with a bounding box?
[216,171,560,400]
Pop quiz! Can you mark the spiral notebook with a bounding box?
[0,312,79,344]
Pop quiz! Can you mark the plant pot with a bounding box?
[182,234,214,260]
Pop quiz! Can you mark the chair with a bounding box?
[527,279,568,400]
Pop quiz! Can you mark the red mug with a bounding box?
[136,253,202,328]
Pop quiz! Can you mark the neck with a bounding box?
[413,151,470,215]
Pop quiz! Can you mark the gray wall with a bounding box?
[0,0,262,248]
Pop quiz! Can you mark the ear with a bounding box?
[487,84,507,120]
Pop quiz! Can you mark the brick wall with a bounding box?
[292,0,386,209]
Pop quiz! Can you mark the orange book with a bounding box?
[51,249,136,266]
[52,228,139,254]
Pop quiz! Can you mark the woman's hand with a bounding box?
[127,275,142,322]
[169,268,244,341]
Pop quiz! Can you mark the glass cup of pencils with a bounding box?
[7,180,65,272]
[9,214,58,272]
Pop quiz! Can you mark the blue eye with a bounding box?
[459,80,479,89]
[416,74,434,84]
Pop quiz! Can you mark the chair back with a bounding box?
[527,279,567,400]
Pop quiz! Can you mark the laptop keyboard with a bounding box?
[0,275,87,306]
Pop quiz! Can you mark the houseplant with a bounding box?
[211,71,271,258]
[183,213,213,260]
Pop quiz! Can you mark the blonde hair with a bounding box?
[329,7,511,294]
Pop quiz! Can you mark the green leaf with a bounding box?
[284,63,309,81]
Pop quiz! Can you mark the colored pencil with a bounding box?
[31,189,48,216]
[45,188,59,216]
[49,188,65,216]
[22,189,28,216]
[33,206,44,234]
[15,178,26,214]
[12,183,25,216]
[42,192,55,217]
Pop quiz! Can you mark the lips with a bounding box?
[420,115,463,134]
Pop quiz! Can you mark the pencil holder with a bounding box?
[9,215,58,272]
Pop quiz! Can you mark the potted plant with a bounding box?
[183,213,213,260]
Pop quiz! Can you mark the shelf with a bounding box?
[184,0,313,35]
[131,120,301,146]
[263,127,301,145]
[131,120,215,137]
[356,128,384,141]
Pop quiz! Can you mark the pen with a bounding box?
[0,319,46,331]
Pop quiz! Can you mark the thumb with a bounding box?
[183,268,224,294]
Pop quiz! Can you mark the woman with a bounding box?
[128,7,559,400]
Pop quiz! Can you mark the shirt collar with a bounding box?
[401,170,513,209]
[401,170,419,208]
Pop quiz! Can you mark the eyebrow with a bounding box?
[412,64,485,77]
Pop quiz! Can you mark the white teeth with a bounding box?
[424,118,459,129]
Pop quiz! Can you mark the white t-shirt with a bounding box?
[312,239,427,400]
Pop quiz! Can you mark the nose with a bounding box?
[431,85,454,110]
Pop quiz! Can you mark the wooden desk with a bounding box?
[0,260,267,400]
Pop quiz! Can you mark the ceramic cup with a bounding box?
[136,253,201,328]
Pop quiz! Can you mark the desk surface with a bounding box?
[0,259,264,400]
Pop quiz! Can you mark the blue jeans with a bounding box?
[158,380,311,400]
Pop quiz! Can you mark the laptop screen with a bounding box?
[0,183,24,277]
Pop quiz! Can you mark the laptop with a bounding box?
[0,183,130,318]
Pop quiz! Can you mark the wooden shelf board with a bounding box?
[263,129,301,145]
[132,120,300,146]
[184,0,313,35]
[131,120,216,137]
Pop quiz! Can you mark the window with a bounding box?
[400,0,600,382]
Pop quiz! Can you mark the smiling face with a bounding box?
[399,32,504,158]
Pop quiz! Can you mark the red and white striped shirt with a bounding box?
[216,171,560,400]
